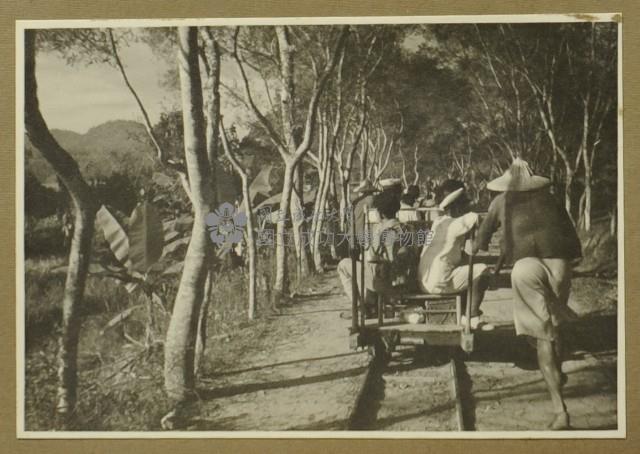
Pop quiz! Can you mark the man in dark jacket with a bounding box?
[338,187,407,317]
[474,159,582,430]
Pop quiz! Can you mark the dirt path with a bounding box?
[191,272,369,430]
[190,271,618,432]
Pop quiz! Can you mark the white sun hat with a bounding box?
[487,158,551,192]
[354,179,376,194]
[379,177,402,189]
[438,187,465,210]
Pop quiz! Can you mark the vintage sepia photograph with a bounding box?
[16,14,622,437]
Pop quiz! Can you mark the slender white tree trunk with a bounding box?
[194,270,213,378]
[241,176,258,319]
[219,121,258,320]
[274,161,295,302]
[194,29,221,380]
[564,167,574,223]
[55,203,96,427]
[164,27,215,412]
[310,120,328,271]
[580,101,592,232]
[24,30,98,429]
[312,145,333,271]
[290,162,310,280]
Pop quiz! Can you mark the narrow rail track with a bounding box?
[347,345,475,431]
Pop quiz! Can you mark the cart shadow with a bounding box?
[198,365,368,401]
[201,351,363,379]
[469,313,617,366]
[383,313,617,373]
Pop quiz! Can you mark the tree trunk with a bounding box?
[204,37,221,207]
[219,121,258,320]
[316,161,334,270]
[55,206,96,427]
[339,178,348,233]
[194,270,213,378]
[164,27,215,410]
[276,26,312,286]
[312,143,333,271]
[274,161,295,302]
[580,101,592,232]
[564,169,574,222]
[329,167,337,203]
[194,31,222,381]
[359,141,367,182]
[241,175,258,319]
[164,219,211,403]
[310,180,324,271]
[24,30,98,428]
[310,119,328,272]
[290,162,310,280]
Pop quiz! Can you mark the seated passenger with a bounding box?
[417,180,494,331]
[338,190,411,317]
[420,191,437,208]
[352,179,376,240]
[398,185,421,223]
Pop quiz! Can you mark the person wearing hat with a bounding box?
[417,179,494,331]
[350,179,378,241]
[337,179,378,319]
[379,177,404,204]
[474,158,582,430]
[338,189,408,317]
[398,185,421,223]
[379,177,403,191]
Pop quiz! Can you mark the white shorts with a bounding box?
[420,263,489,294]
[511,257,577,341]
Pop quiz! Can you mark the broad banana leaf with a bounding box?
[128,201,164,274]
[163,236,191,256]
[162,261,184,275]
[100,304,144,336]
[249,164,273,203]
[163,219,177,232]
[164,230,180,245]
[96,205,131,269]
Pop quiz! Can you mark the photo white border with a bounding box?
[15,12,625,439]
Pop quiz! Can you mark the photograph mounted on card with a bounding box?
[15,12,623,440]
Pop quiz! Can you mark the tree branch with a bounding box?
[295,25,350,162]
[232,26,287,155]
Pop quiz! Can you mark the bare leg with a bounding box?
[537,338,569,429]
[553,330,568,387]
[470,274,489,318]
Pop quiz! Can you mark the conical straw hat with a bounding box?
[379,177,402,189]
[486,158,551,192]
[439,187,465,210]
[354,179,376,194]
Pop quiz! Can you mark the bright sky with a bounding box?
[34,27,423,136]
[35,34,255,136]
[36,39,178,133]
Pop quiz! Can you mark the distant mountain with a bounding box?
[24,119,240,203]
[26,120,156,184]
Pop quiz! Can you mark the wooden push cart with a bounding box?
[348,204,476,355]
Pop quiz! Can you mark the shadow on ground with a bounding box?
[470,313,617,367]
[380,313,616,374]
[198,366,367,401]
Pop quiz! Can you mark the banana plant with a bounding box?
[95,200,187,345]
